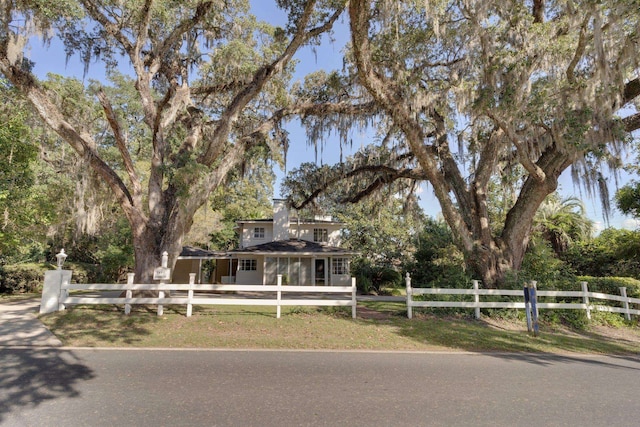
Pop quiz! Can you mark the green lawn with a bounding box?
[36,301,640,354]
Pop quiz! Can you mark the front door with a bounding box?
[314,258,326,286]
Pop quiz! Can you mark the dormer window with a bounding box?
[313,228,328,243]
[254,227,265,239]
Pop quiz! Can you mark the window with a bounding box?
[239,259,257,271]
[332,258,349,275]
[254,227,265,239]
[313,228,328,243]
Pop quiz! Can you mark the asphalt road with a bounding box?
[1,348,639,426]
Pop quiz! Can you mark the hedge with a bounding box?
[0,264,49,294]
[0,262,97,294]
[576,276,640,299]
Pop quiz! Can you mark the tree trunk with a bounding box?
[465,236,529,288]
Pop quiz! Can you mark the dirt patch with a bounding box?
[357,305,396,321]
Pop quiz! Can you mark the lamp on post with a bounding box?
[56,249,67,270]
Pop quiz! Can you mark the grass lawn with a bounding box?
[35,300,640,354]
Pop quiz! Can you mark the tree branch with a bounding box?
[80,1,134,53]
[624,78,640,104]
[96,87,142,205]
[349,0,474,251]
[199,0,345,165]
[289,163,426,211]
[623,112,640,133]
[566,16,590,85]
[0,59,141,223]
[488,112,546,182]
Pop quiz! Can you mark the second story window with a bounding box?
[254,227,265,239]
[313,228,328,243]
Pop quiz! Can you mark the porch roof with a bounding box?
[230,239,357,256]
[178,246,227,259]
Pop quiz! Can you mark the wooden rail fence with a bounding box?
[57,273,357,319]
[405,274,640,320]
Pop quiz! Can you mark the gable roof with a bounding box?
[230,239,357,256]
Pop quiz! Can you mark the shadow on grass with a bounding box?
[0,348,94,424]
[40,305,157,346]
[390,312,640,357]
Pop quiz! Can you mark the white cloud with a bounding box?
[621,218,640,230]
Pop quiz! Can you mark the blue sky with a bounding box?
[25,1,639,231]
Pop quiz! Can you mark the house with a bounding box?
[228,199,356,286]
[173,199,356,286]
[172,246,225,284]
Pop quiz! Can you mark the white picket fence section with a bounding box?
[59,273,357,319]
[405,274,640,320]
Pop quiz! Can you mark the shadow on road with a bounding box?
[487,352,640,370]
[0,348,94,423]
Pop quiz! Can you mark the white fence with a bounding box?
[405,274,640,320]
[57,273,357,319]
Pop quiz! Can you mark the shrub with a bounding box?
[352,259,402,295]
[0,261,106,294]
[575,276,640,299]
[510,240,578,290]
[0,263,49,294]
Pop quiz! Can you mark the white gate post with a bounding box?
[187,273,196,317]
[581,281,591,320]
[276,274,282,319]
[351,277,357,319]
[620,287,631,321]
[473,280,481,320]
[405,273,413,319]
[125,273,134,315]
[156,251,170,316]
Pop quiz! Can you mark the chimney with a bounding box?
[273,199,289,241]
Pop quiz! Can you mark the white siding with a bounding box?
[240,223,274,248]
[331,274,351,286]
[235,255,264,285]
[289,224,342,246]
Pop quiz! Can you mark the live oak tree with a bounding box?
[0,0,345,281]
[285,0,640,286]
[0,83,38,258]
[615,138,640,220]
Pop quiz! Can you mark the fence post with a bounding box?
[276,274,282,319]
[187,273,196,317]
[125,273,134,315]
[156,251,170,316]
[351,277,357,319]
[473,280,481,320]
[529,281,539,336]
[524,285,532,332]
[581,281,591,320]
[620,287,631,321]
[405,273,412,319]
[157,289,165,316]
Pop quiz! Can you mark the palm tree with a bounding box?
[533,195,594,256]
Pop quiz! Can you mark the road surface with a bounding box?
[1,348,639,426]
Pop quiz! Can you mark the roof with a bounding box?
[178,246,227,259]
[230,239,357,256]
